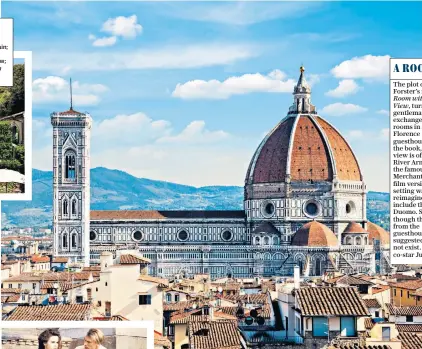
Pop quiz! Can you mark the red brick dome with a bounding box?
[291,221,339,247]
[245,114,362,185]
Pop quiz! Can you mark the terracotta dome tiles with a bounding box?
[246,114,363,185]
[343,222,367,234]
[250,117,295,183]
[315,117,362,181]
[291,221,339,247]
[290,116,333,181]
[366,221,390,245]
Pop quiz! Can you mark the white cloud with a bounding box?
[319,103,368,116]
[158,121,229,143]
[101,15,143,39]
[377,109,389,116]
[325,79,361,98]
[88,34,96,41]
[160,2,323,26]
[32,76,108,105]
[92,36,117,47]
[330,55,390,79]
[94,112,172,145]
[33,43,259,72]
[348,130,364,139]
[172,69,296,100]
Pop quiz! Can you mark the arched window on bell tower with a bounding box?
[71,232,77,248]
[71,198,77,215]
[63,199,68,215]
[64,151,76,180]
[62,233,68,249]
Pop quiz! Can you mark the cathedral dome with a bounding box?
[245,67,362,186]
[291,221,339,247]
[343,222,367,233]
[366,222,390,245]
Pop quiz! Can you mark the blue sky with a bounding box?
[5,1,422,191]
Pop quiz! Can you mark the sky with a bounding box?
[5,1,422,192]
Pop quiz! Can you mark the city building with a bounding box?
[51,67,391,279]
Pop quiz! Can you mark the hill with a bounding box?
[1,168,390,229]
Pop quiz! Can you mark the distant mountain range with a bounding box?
[1,168,390,230]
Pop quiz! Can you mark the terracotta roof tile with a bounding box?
[367,222,390,245]
[291,116,333,181]
[246,117,294,184]
[30,255,50,263]
[390,280,422,291]
[316,117,361,181]
[343,222,367,233]
[398,332,422,349]
[4,272,92,282]
[188,321,241,349]
[326,275,374,286]
[296,287,369,316]
[1,288,25,294]
[397,324,422,332]
[93,315,129,321]
[138,275,169,287]
[52,257,69,263]
[91,210,245,220]
[5,303,92,321]
[221,294,268,304]
[154,331,171,348]
[2,294,21,302]
[164,301,204,312]
[364,318,374,330]
[291,221,338,247]
[388,305,422,316]
[119,254,151,264]
[371,285,390,294]
[364,299,381,308]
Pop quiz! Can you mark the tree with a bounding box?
[0,122,23,173]
[0,64,25,117]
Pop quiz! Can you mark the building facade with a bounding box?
[52,67,391,279]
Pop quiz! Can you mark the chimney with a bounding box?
[294,265,300,290]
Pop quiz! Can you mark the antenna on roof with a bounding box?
[70,78,73,110]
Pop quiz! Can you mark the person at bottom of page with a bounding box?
[75,329,108,349]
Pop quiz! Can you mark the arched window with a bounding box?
[264,236,270,245]
[298,259,303,274]
[166,293,172,303]
[62,234,68,248]
[65,152,76,179]
[71,233,77,248]
[71,199,77,215]
[63,199,68,215]
[345,236,352,245]
[356,236,362,245]
[273,236,279,245]
[255,237,260,245]
[314,258,322,276]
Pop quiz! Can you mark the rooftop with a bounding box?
[5,303,92,321]
[296,287,369,316]
[188,320,241,349]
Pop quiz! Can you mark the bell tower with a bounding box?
[51,80,92,266]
